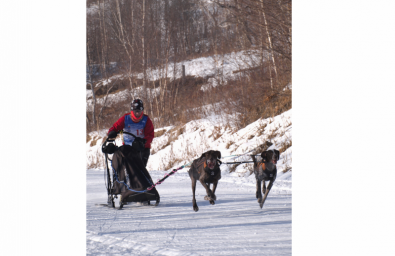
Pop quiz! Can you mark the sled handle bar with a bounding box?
[105,130,138,144]
[121,131,138,139]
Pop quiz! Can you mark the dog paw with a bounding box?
[210,200,215,205]
[211,195,217,201]
[193,205,199,212]
[204,195,210,201]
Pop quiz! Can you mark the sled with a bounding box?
[102,131,160,209]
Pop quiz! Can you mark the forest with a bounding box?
[86,0,292,132]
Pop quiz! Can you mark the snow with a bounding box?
[86,86,162,111]
[86,50,265,109]
[87,109,292,254]
[87,170,291,255]
[137,50,264,82]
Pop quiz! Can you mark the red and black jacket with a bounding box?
[108,113,154,149]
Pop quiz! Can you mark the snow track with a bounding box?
[87,170,291,255]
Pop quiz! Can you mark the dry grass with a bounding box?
[229,163,241,173]
[278,139,292,154]
[86,148,106,169]
[87,134,92,143]
[266,126,279,141]
[154,129,166,138]
[167,124,185,137]
[252,141,273,155]
[282,166,292,173]
[260,88,292,121]
[256,122,267,137]
[156,125,185,152]
[226,141,234,149]
[90,136,101,147]
[210,126,222,141]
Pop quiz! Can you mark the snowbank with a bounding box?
[86,109,292,194]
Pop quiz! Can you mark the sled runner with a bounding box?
[101,131,160,209]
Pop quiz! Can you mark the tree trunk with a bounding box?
[142,0,146,90]
[86,39,97,130]
[260,1,278,88]
[160,32,171,113]
[98,0,108,80]
[114,0,134,92]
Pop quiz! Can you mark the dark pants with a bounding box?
[140,148,151,167]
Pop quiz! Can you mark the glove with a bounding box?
[134,137,147,145]
[108,130,118,139]
[102,143,117,154]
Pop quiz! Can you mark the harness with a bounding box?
[258,161,276,179]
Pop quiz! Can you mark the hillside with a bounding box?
[86,107,292,192]
[86,0,292,132]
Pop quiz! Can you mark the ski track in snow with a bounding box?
[87,170,291,255]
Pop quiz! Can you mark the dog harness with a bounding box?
[203,161,219,176]
[258,161,276,179]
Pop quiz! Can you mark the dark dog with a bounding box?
[251,149,280,208]
[188,150,222,212]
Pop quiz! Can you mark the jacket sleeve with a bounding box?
[108,114,127,134]
[143,116,155,148]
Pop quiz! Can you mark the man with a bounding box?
[107,99,154,167]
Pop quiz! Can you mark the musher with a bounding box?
[107,99,154,167]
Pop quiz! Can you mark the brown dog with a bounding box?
[188,150,222,212]
[251,149,280,208]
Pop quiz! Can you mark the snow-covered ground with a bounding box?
[86,108,292,254]
[87,169,291,255]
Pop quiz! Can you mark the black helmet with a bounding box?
[131,99,144,110]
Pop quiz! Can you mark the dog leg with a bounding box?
[256,179,262,201]
[200,179,215,205]
[204,183,211,201]
[258,181,266,204]
[262,181,266,195]
[260,179,274,209]
[211,181,218,201]
[192,179,199,212]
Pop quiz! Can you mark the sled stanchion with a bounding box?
[104,151,115,208]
